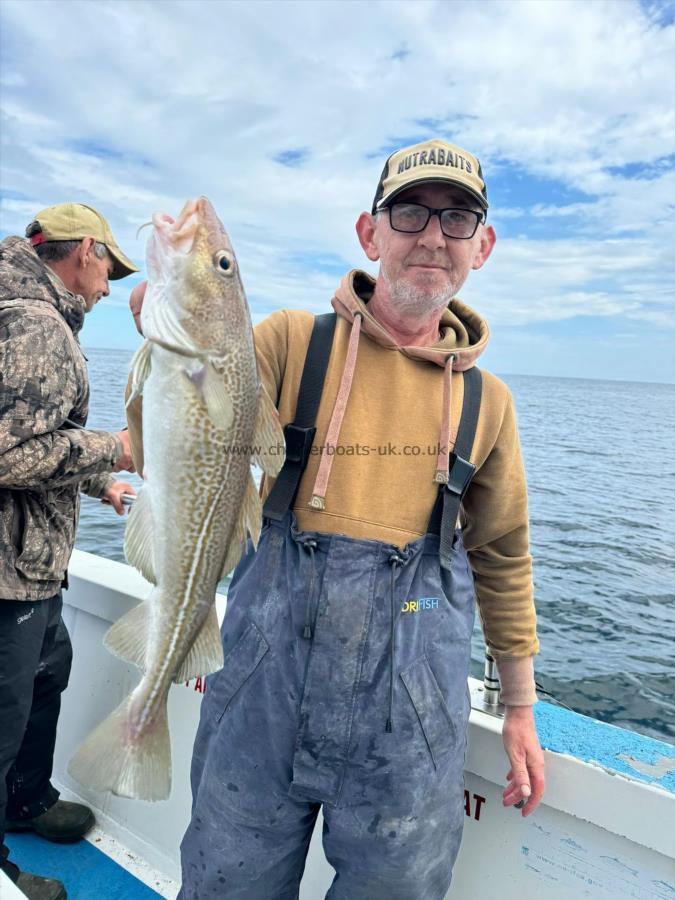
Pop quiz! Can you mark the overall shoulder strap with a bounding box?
[263,312,337,521]
[428,366,483,569]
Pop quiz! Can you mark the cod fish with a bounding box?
[68,197,284,801]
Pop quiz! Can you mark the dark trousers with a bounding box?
[0,592,72,880]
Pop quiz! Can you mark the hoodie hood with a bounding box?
[331,269,489,370]
[0,236,86,334]
[308,269,490,512]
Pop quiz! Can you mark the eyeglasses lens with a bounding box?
[389,203,480,239]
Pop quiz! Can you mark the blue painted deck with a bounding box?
[535,701,675,792]
[5,833,163,899]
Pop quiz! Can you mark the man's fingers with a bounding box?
[502,784,526,806]
[521,769,545,817]
[103,495,123,515]
[504,768,544,816]
[503,764,532,811]
[513,766,531,796]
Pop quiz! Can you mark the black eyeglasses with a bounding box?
[387,202,485,240]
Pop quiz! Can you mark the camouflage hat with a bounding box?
[26,203,139,280]
[372,138,488,214]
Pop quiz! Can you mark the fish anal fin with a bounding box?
[124,488,156,584]
[252,384,285,477]
[173,606,224,683]
[104,601,151,670]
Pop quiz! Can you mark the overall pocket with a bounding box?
[212,620,270,723]
[400,654,458,769]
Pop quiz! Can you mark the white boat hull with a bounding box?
[46,550,674,899]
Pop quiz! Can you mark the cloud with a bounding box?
[0,0,673,380]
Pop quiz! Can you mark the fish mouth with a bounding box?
[152,198,201,255]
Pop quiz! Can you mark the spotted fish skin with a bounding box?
[68,197,284,800]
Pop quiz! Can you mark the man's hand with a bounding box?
[130,280,147,335]
[102,481,136,515]
[113,430,135,473]
[501,705,545,817]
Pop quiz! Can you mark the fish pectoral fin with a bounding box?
[252,384,285,477]
[174,606,224,682]
[104,601,151,670]
[124,488,157,583]
[68,689,171,801]
[126,340,152,407]
[185,363,234,431]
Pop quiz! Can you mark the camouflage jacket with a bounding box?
[0,236,121,601]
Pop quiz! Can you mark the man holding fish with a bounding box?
[0,204,138,899]
[122,138,545,899]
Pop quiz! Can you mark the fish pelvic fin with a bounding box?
[104,600,151,670]
[126,340,152,408]
[124,488,156,584]
[252,384,285,477]
[67,690,171,802]
[173,605,224,683]
[184,362,234,432]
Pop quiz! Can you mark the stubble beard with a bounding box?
[381,268,457,318]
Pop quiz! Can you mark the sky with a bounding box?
[1,0,674,382]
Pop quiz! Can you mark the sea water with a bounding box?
[76,348,675,743]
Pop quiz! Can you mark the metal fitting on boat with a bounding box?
[483,652,501,708]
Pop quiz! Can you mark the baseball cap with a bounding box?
[26,203,139,280]
[372,139,488,214]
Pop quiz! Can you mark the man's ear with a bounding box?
[78,236,96,268]
[355,212,380,262]
[472,224,496,271]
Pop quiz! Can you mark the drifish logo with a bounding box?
[401,598,439,614]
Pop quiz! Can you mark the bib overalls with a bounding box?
[179,316,482,900]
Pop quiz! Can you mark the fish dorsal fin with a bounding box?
[218,472,262,580]
[252,384,285,477]
[184,362,234,432]
[124,487,156,584]
[244,470,262,549]
[173,605,224,683]
[218,514,246,581]
[126,341,152,408]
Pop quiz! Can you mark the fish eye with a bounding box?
[214,251,234,275]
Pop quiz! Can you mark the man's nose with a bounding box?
[102,283,110,297]
[417,212,446,249]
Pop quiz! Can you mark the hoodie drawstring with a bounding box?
[386,552,404,733]
[309,314,362,510]
[434,354,455,484]
[302,539,318,639]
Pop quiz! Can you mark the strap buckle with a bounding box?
[283,424,316,467]
[445,453,476,499]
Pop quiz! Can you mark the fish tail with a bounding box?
[67,690,171,802]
